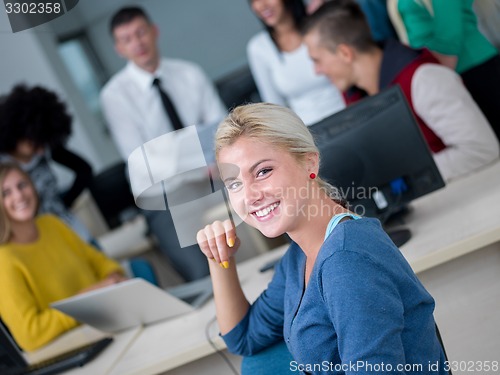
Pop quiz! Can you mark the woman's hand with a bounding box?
[431,51,458,70]
[77,272,127,294]
[197,220,240,269]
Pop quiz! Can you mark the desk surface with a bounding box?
[107,248,285,375]
[65,161,500,375]
[399,161,500,273]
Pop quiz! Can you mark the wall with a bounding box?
[80,0,263,80]
[0,0,264,185]
[0,9,118,187]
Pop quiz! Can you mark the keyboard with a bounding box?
[12,337,113,375]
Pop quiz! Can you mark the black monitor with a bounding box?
[309,86,445,236]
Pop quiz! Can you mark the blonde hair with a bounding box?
[215,103,345,206]
[0,163,38,244]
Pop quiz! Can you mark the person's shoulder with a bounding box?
[101,65,130,97]
[247,31,273,54]
[411,63,464,100]
[0,242,15,261]
[161,57,203,73]
[414,63,461,83]
[36,214,68,231]
[322,217,386,257]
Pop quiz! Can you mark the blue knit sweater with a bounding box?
[223,218,448,374]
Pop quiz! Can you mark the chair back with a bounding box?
[89,162,138,229]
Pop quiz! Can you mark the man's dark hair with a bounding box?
[0,84,72,153]
[109,6,152,35]
[302,0,377,53]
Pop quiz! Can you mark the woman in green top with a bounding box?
[389,0,500,140]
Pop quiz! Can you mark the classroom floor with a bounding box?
[161,241,500,375]
[418,241,500,375]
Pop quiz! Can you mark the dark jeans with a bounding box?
[461,54,500,141]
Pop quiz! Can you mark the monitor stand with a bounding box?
[386,228,412,247]
[382,205,412,247]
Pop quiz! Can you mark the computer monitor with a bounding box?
[309,85,445,226]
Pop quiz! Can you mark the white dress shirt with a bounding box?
[247,31,345,125]
[100,58,226,160]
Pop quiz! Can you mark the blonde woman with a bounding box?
[197,103,448,374]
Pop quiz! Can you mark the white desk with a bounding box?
[107,248,285,375]
[398,161,500,273]
[65,161,500,375]
[25,325,140,375]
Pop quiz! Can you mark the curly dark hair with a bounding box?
[0,84,72,153]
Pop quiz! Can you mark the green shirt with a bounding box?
[398,0,498,73]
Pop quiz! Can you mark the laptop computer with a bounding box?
[0,320,112,375]
[51,278,209,333]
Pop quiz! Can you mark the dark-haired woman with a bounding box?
[0,84,93,241]
[247,0,345,125]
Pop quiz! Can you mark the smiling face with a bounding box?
[304,29,355,92]
[218,136,317,238]
[250,0,289,27]
[1,168,38,224]
[11,139,44,163]
[113,16,160,73]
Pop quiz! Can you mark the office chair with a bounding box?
[215,65,261,109]
[88,161,139,230]
[436,324,452,375]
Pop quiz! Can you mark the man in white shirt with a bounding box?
[101,6,226,282]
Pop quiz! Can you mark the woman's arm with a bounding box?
[50,145,92,208]
[399,0,462,66]
[197,220,249,334]
[247,35,287,107]
[427,0,463,56]
[197,220,286,355]
[0,253,78,351]
[429,51,458,70]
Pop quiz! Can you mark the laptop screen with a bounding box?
[0,318,113,375]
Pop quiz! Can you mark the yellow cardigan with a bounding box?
[0,214,122,351]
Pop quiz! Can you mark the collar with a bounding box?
[125,60,164,92]
[379,39,422,90]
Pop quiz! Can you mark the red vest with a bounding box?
[391,49,446,153]
[344,49,446,153]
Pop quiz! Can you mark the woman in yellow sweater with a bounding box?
[0,162,126,351]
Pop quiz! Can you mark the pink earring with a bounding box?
[309,173,316,179]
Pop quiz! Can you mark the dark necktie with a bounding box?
[152,77,184,131]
